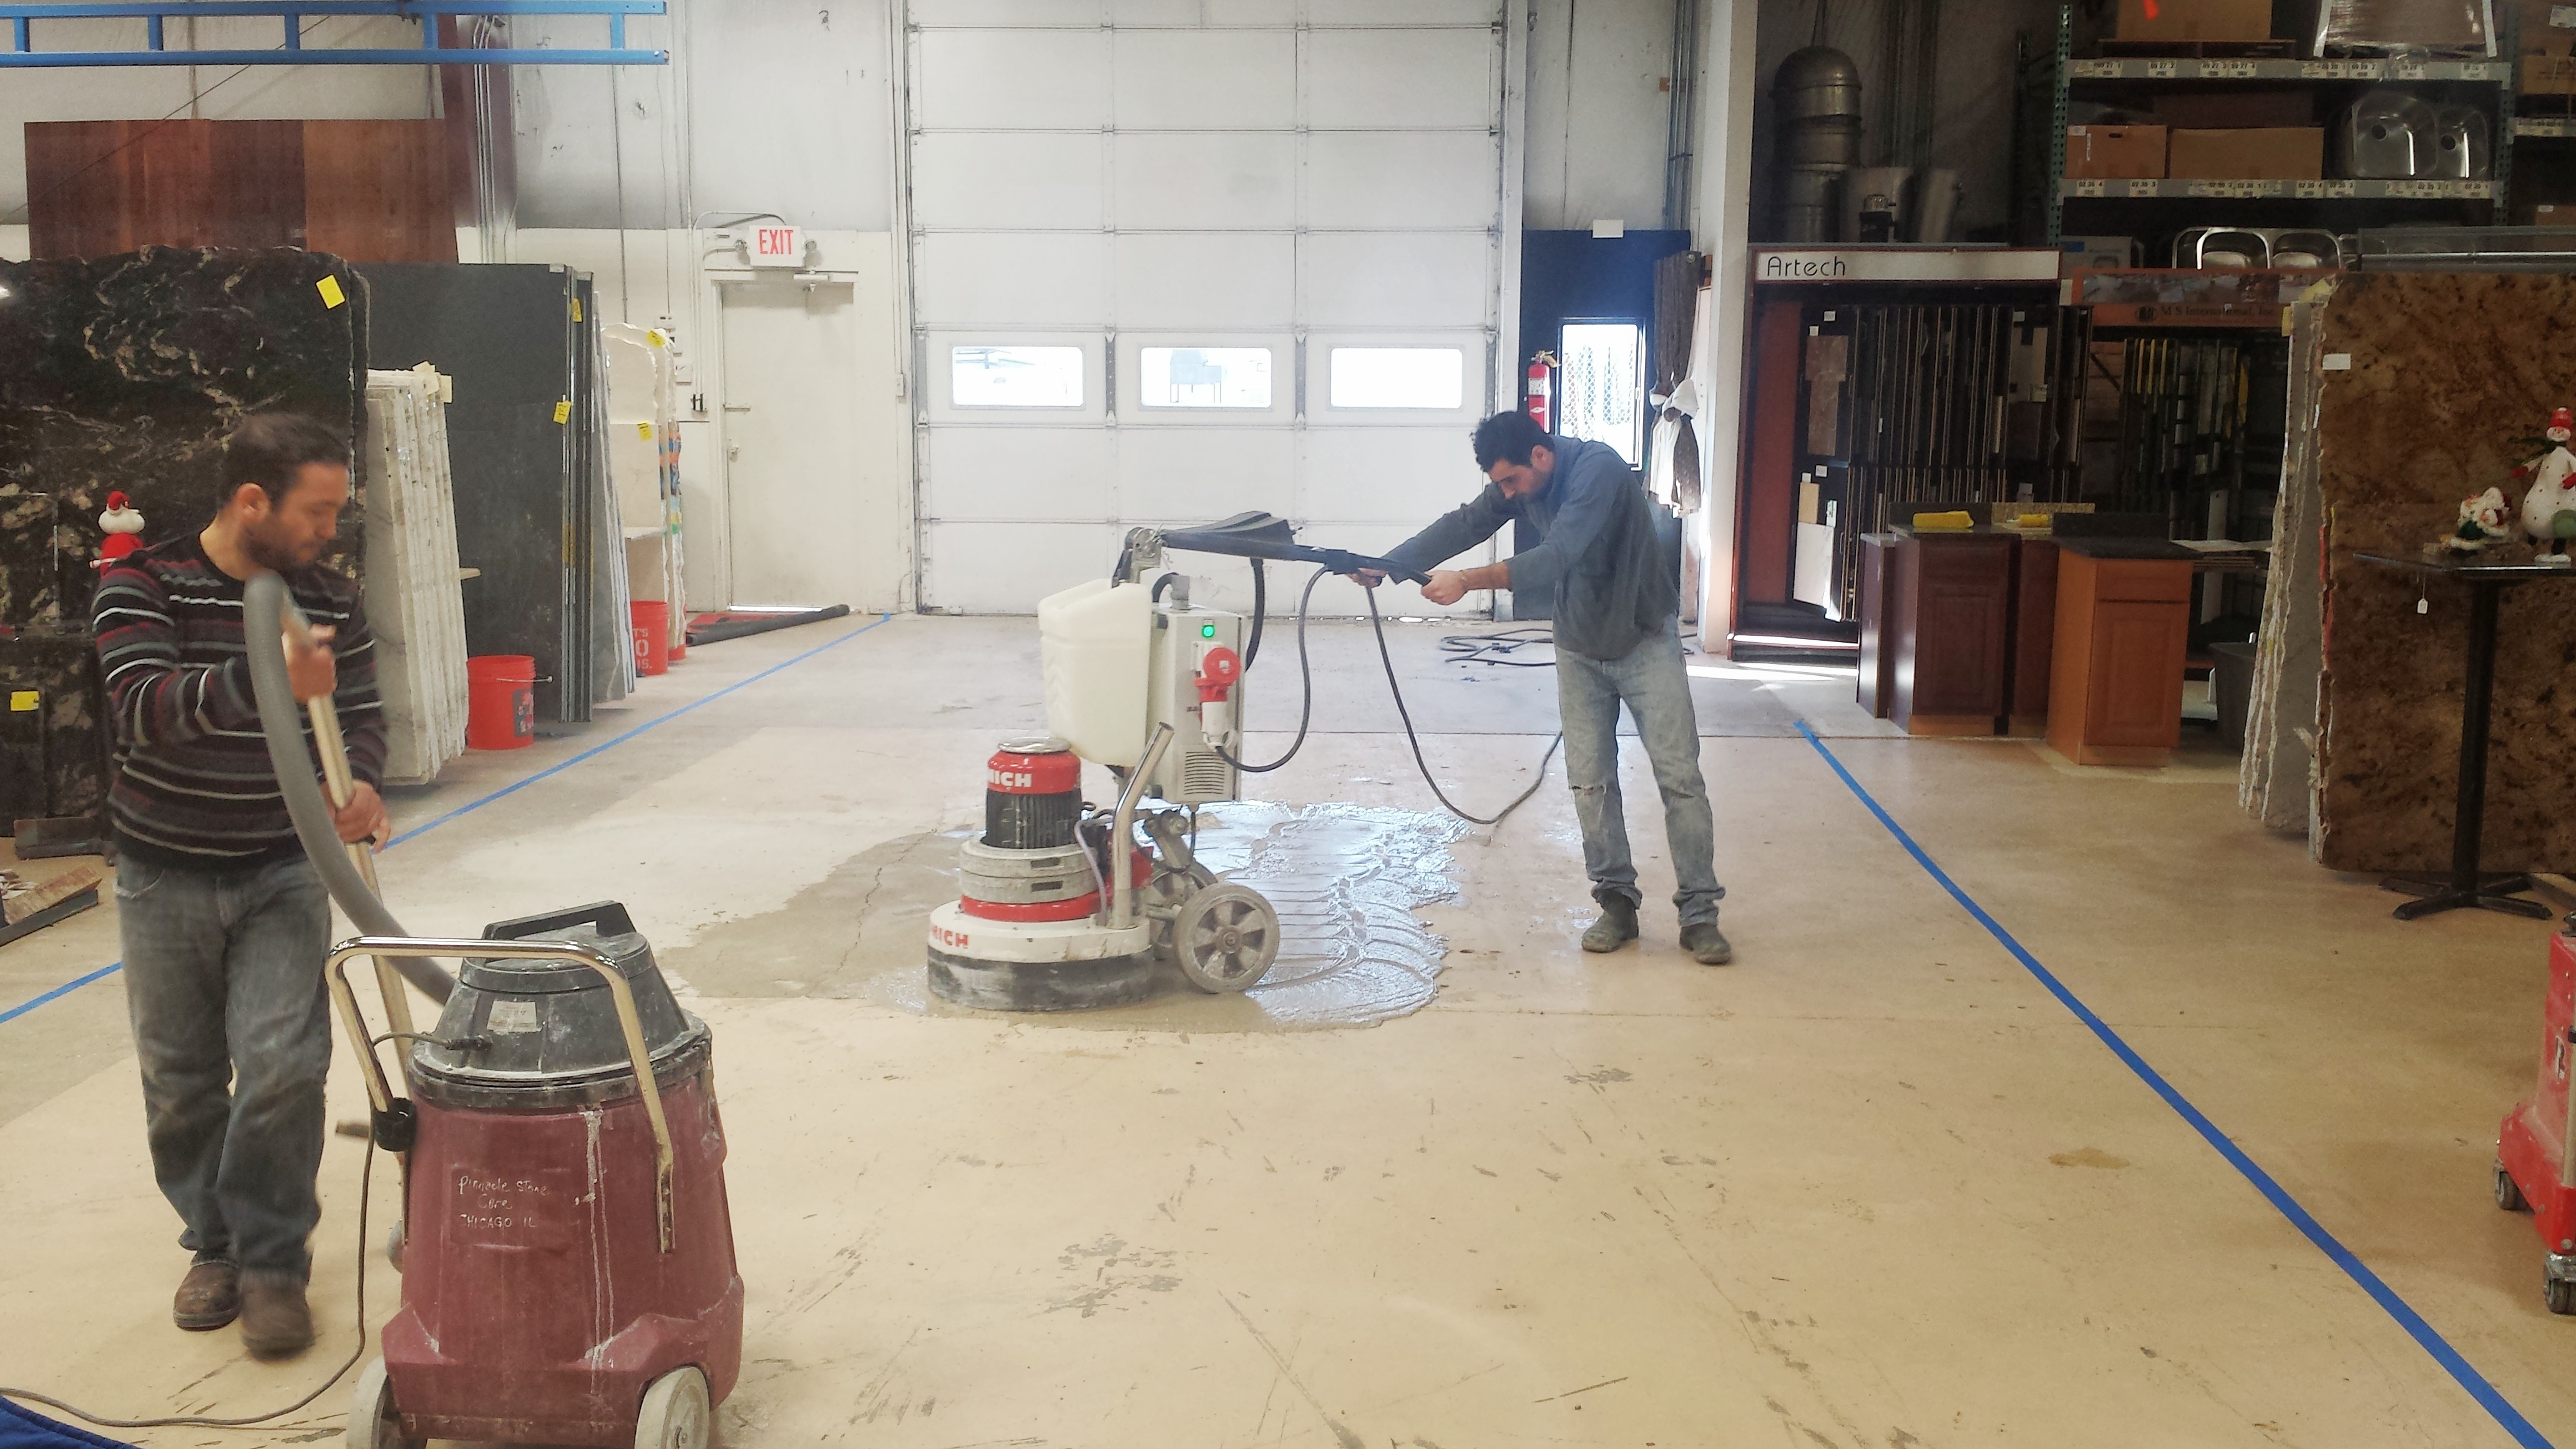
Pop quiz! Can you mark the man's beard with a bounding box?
[241,524,316,573]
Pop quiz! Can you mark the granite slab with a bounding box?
[2311,271,2576,874]
[0,247,367,628]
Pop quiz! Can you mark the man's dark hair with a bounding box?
[220,412,350,507]
[1471,410,1553,472]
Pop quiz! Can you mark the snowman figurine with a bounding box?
[2519,407,2576,564]
[94,491,144,570]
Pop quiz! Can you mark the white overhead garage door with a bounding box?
[906,0,1510,615]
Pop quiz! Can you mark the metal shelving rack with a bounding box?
[2022,4,2516,247]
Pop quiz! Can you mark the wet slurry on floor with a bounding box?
[658,804,1470,1031]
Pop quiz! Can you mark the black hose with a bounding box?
[1213,566,1329,774]
[242,572,454,1003]
[1363,588,1561,827]
[1150,572,1181,603]
[1242,557,1267,672]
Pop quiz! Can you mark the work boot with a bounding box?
[238,1271,314,1359]
[172,1261,239,1331]
[1681,922,1734,966]
[1581,899,1639,953]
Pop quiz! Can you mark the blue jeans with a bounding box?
[1557,623,1724,926]
[115,854,333,1280]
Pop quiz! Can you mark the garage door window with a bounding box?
[1328,346,1465,411]
[952,344,1085,408]
[1141,347,1272,409]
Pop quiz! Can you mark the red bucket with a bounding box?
[466,655,536,751]
[631,601,671,676]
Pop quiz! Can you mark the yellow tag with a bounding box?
[553,400,572,424]
[647,329,668,348]
[637,422,653,440]
[8,690,37,711]
[571,297,583,322]
[316,275,346,309]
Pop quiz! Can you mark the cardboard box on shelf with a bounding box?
[2061,235,2139,275]
[2509,0,2575,54]
[2168,127,2325,179]
[2526,54,2576,92]
[2067,124,2169,178]
[2117,0,2273,41]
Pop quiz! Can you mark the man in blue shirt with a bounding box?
[1371,411,1727,964]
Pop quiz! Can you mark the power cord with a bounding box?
[1216,564,1561,826]
[0,1140,377,1430]
[1439,626,1556,668]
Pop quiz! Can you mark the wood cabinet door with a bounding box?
[2086,600,2188,748]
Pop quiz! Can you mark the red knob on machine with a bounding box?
[1196,646,1241,703]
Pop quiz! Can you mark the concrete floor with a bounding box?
[4,614,2573,1447]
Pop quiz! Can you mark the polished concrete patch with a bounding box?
[2,614,2570,1447]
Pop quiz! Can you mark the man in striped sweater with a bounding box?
[93,412,387,1359]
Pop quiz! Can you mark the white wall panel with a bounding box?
[926,428,1116,523]
[913,0,1106,22]
[1115,233,1296,330]
[1305,29,1497,130]
[1299,233,1492,328]
[1113,0,1296,22]
[911,133,1106,230]
[1113,29,1297,129]
[1114,133,1297,230]
[1304,132,1500,230]
[1118,429,1296,522]
[915,233,1111,328]
[1299,428,1483,525]
[924,524,1126,612]
[916,28,1110,130]
[1305,0,1501,23]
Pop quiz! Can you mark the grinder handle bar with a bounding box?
[326,934,681,1254]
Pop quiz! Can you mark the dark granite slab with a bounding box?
[0,246,367,627]
[2314,272,2576,874]
[2054,537,2195,561]
[0,633,110,831]
[359,263,587,723]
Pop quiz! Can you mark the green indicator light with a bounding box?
[1201,623,1217,638]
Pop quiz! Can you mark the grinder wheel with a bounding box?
[345,1357,421,1449]
[635,1365,711,1449]
[1171,882,1280,993]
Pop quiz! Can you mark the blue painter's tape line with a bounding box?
[1793,721,2552,1448]
[0,613,894,1028]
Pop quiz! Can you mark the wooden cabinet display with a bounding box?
[1856,534,1897,716]
[2009,538,2059,736]
[2047,549,2193,766]
[1890,534,2015,736]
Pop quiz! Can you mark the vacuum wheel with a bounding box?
[2549,1276,2576,1317]
[1171,882,1280,993]
[346,1358,421,1449]
[2497,1161,2530,1212]
[1143,865,1217,960]
[635,1365,712,1449]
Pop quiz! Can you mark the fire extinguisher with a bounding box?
[1525,350,1558,432]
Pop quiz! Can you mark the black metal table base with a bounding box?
[2380,872,2554,921]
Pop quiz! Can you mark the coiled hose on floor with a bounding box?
[243,570,454,1004]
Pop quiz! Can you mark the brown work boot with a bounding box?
[238,1271,314,1358]
[172,1261,240,1330]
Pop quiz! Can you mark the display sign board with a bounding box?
[1751,248,2063,285]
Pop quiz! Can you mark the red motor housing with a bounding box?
[2499,930,2576,1307]
[985,737,1082,849]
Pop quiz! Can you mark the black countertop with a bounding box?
[2053,536,2197,561]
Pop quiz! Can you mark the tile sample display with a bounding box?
[364,368,471,783]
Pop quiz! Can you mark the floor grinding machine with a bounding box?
[2493,914,2576,1312]
[237,574,743,1449]
[926,515,1428,1012]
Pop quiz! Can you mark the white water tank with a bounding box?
[1038,578,1151,766]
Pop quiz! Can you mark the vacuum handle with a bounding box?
[481,900,638,941]
[328,934,681,1252]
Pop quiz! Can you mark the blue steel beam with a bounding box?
[0,0,666,65]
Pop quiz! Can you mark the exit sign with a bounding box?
[749,225,803,266]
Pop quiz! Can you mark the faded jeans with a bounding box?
[116,853,333,1279]
[1558,621,1724,927]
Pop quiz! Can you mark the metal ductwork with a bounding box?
[1774,46,1863,243]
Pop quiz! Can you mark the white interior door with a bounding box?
[906,0,1510,615]
[720,279,899,611]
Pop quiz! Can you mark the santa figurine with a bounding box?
[2525,407,2576,564]
[94,491,144,570]
[2444,486,2513,555]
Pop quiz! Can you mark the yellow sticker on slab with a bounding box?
[553,400,572,424]
[8,690,38,712]
[571,297,583,322]
[316,275,346,309]
[636,422,653,440]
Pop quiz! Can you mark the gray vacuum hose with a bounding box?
[243,571,456,1004]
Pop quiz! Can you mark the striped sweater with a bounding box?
[93,535,386,869]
